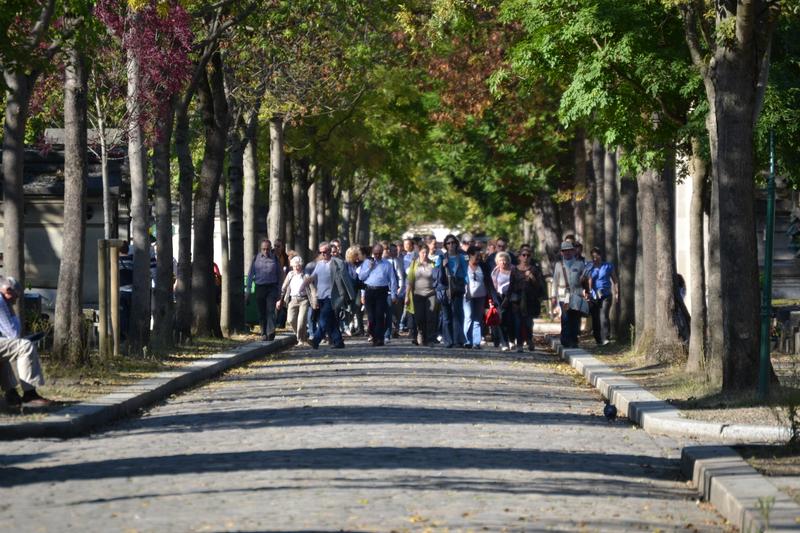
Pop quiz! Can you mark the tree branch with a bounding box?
[681,3,709,77]
[28,0,56,49]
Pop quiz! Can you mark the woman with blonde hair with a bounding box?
[344,245,366,336]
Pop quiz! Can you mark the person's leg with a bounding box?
[255,284,268,337]
[413,294,426,344]
[441,300,455,347]
[373,289,388,343]
[426,295,438,344]
[0,339,44,391]
[601,295,612,343]
[559,303,570,346]
[287,298,300,340]
[462,297,473,345]
[297,300,309,343]
[364,289,377,341]
[567,309,581,347]
[0,359,18,391]
[452,296,466,346]
[471,298,484,347]
[384,293,393,341]
[311,299,329,346]
[265,284,279,338]
[325,299,344,346]
[591,298,602,344]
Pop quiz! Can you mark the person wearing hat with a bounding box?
[0,277,51,407]
[550,240,588,348]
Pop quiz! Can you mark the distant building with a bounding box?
[0,129,130,307]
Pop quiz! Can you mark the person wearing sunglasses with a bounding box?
[246,238,284,341]
[486,236,517,273]
[303,242,355,349]
[510,247,545,352]
[463,245,490,349]
[434,234,468,348]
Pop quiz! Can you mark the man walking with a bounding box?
[359,243,398,346]
[305,242,355,349]
[550,241,588,348]
[246,238,284,341]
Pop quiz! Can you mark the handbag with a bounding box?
[569,292,590,317]
[484,301,501,326]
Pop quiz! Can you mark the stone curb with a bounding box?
[0,334,296,440]
[548,337,791,444]
[681,446,800,532]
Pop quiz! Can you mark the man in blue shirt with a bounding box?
[246,238,284,341]
[0,277,50,407]
[359,243,398,346]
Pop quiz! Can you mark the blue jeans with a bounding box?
[560,304,581,347]
[441,295,465,347]
[313,298,343,346]
[463,296,485,346]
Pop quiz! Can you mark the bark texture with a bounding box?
[572,129,587,242]
[53,47,88,364]
[267,115,284,242]
[227,126,246,333]
[617,170,637,344]
[686,137,708,373]
[242,111,259,278]
[191,52,229,337]
[637,168,657,353]
[532,194,562,276]
[151,101,176,352]
[591,140,605,250]
[583,139,596,251]
[126,49,151,355]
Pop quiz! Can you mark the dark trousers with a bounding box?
[312,298,343,346]
[365,287,389,341]
[591,295,612,343]
[560,304,582,348]
[255,283,279,337]
[441,295,465,347]
[413,293,437,344]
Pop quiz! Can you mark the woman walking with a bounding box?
[587,247,619,345]
[490,251,514,351]
[509,248,544,352]
[463,246,489,349]
[277,256,313,345]
[435,234,468,348]
[405,246,438,345]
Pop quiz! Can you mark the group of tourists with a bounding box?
[247,233,619,352]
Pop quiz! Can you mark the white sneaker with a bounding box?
[501,345,510,352]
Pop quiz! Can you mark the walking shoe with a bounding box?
[472,345,481,350]
[601,340,610,346]
[332,343,346,349]
[21,389,52,407]
[4,389,22,407]
[310,338,320,349]
[516,345,524,353]
[501,345,510,352]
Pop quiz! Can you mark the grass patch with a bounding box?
[1,333,259,421]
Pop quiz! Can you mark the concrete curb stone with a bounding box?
[681,446,800,532]
[0,334,296,440]
[547,336,800,531]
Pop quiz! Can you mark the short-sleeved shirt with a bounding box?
[590,262,615,298]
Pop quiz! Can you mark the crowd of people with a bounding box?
[247,233,619,353]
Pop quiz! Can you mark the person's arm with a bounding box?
[389,263,398,300]
[0,299,20,339]
[358,259,373,281]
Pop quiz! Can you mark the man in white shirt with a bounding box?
[304,242,355,349]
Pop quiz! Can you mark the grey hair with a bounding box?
[318,241,330,251]
[495,251,511,265]
[0,276,22,294]
[290,256,303,268]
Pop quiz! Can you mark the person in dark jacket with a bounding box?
[434,234,468,348]
[463,246,491,349]
[246,238,285,340]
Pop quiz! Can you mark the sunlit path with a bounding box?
[0,339,727,532]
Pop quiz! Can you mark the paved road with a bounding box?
[0,339,729,532]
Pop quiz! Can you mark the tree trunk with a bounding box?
[53,47,88,364]
[291,158,309,258]
[126,49,151,355]
[150,99,176,352]
[191,52,229,337]
[572,129,587,242]
[283,155,294,245]
[174,101,193,342]
[637,168,657,355]
[95,93,112,239]
[558,198,575,239]
[227,125,246,333]
[2,71,35,321]
[618,164,637,345]
[583,138,596,251]
[604,148,619,264]
[356,205,371,245]
[653,149,683,360]
[592,139,605,250]
[323,172,337,241]
[340,186,353,250]
[218,176,230,336]
[242,111,259,281]
[267,114,284,242]
[308,178,319,254]
[532,193,562,276]
[635,190,645,342]
[706,57,772,391]
[686,137,708,373]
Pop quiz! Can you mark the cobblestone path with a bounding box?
[0,340,729,532]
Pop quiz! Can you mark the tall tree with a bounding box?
[52,43,88,364]
[680,0,780,390]
[2,0,58,319]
